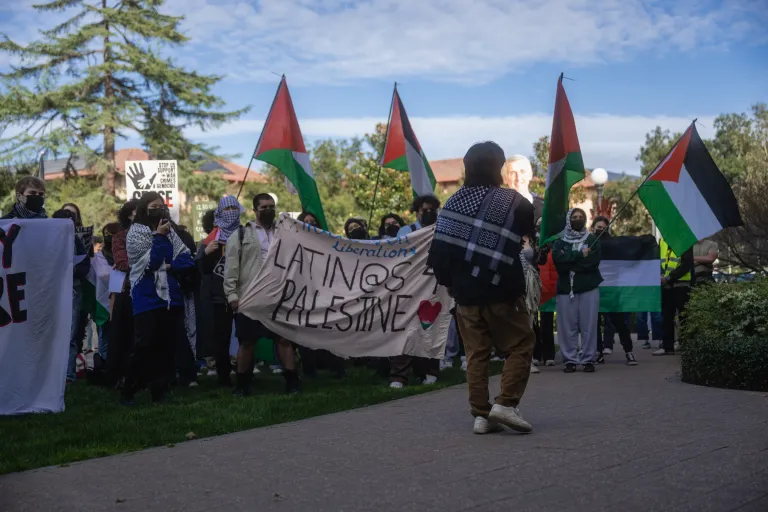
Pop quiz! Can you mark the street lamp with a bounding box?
[591,167,608,215]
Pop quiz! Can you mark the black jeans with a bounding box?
[598,313,633,353]
[212,303,234,382]
[107,291,134,385]
[662,286,690,352]
[123,307,184,399]
[535,312,556,362]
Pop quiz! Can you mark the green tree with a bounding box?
[603,175,652,236]
[530,135,550,176]
[636,127,683,177]
[0,0,246,194]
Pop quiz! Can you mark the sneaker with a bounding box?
[272,368,283,375]
[488,404,533,433]
[389,381,404,389]
[532,359,540,366]
[188,381,199,388]
[674,341,681,352]
[641,341,651,349]
[603,348,613,355]
[583,363,596,373]
[473,416,504,435]
[545,360,555,367]
[652,348,674,356]
[597,354,606,365]
[563,363,576,373]
[423,375,438,385]
[625,352,638,366]
[439,358,453,371]
[491,356,503,362]
[530,363,540,374]
[252,367,260,374]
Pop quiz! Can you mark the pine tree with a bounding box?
[0,0,247,194]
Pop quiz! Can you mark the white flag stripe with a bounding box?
[405,140,432,196]
[545,157,566,188]
[663,164,722,241]
[292,151,315,180]
[599,259,660,288]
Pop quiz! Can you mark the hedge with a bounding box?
[680,277,768,391]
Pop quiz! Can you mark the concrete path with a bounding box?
[2,349,767,512]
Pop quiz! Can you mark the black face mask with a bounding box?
[24,195,45,213]
[259,210,276,227]
[421,209,438,227]
[570,220,586,232]
[384,224,400,237]
[348,227,367,240]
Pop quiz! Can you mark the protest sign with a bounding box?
[192,200,217,241]
[239,215,451,358]
[125,160,180,222]
[75,225,94,254]
[0,220,74,415]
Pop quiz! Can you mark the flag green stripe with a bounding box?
[638,180,697,253]
[257,148,328,230]
[540,151,585,245]
[383,154,409,171]
[540,286,660,313]
[81,281,110,326]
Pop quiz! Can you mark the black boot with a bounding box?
[232,372,252,397]
[283,370,301,394]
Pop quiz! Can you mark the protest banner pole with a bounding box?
[237,75,285,201]
[589,120,695,248]
[368,82,397,233]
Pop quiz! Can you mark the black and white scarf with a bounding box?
[428,186,524,286]
[127,224,189,306]
[11,202,47,219]
[560,208,590,298]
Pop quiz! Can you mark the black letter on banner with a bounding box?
[391,294,412,332]
[336,299,356,332]
[305,290,319,328]
[329,257,359,291]
[303,247,324,280]
[287,286,308,324]
[273,239,286,270]
[386,261,411,292]
[0,279,11,327]
[272,279,296,321]
[322,295,344,330]
[359,263,389,294]
[0,224,22,269]
[7,272,27,323]
[422,266,438,295]
[377,295,392,333]
[286,244,305,275]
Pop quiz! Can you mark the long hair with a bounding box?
[134,192,164,227]
[118,199,139,230]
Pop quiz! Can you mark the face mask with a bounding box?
[147,208,165,218]
[421,209,438,227]
[259,210,276,227]
[570,220,585,232]
[384,224,400,237]
[348,227,367,240]
[24,195,45,213]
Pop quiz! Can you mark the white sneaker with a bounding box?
[473,416,504,435]
[460,356,467,372]
[532,359,540,366]
[603,348,613,355]
[389,381,404,389]
[674,341,681,352]
[491,356,503,362]
[272,367,283,375]
[423,375,438,385]
[545,360,555,367]
[488,404,533,433]
[652,348,669,356]
[188,382,199,388]
[530,363,540,374]
[439,358,453,371]
[252,367,260,374]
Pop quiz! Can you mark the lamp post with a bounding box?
[591,167,608,216]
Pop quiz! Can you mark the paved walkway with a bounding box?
[2,349,767,512]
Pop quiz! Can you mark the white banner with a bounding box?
[125,160,180,223]
[0,220,74,415]
[239,215,451,358]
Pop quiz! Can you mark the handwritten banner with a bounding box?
[238,215,450,358]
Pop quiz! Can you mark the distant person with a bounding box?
[377,213,405,239]
[654,237,693,356]
[693,238,718,284]
[344,217,369,240]
[3,176,47,219]
[428,141,535,435]
[297,211,319,228]
[398,194,440,237]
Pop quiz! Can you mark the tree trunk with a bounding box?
[102,0,117,195]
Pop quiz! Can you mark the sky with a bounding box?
[1,0,767,175]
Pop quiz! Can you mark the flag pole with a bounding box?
[590,120,696,247]
[237,75,285,201]
[367,82,396,232]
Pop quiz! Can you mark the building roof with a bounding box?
[429,158,464,183]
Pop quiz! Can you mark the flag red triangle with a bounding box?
[548,78,581,164]
[648,125,692,183]
[381,89,407,166]
[255,77,307,156]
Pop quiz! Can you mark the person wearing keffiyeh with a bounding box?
[427,141,536,436]
[195,196,244,387]
[120,192,195,405]
[552,208,603,374]
[2,176,47,220]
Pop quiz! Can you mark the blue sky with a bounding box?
[1,0,767,174]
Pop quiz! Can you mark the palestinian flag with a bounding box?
[381,86,436,197]
[255,76,328,230]
[638,123,742,255]
[81,252,111,326]
[539,235,660,313]
[540,75,586,245]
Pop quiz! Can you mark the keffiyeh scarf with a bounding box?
[561,208,590,298]
[213,195,243,243]
[521,250,541,323]
[11,202,47,219]
[127,223,190,307]
[428,186,524,286]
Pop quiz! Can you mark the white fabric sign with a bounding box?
[108,269,126,294]
[239,215,451,358]
[0,220,74,415]
[125,159,180,222]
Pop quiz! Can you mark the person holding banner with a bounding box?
[2,176,47,219]
[120,193,195,405]
[428,141,536,435]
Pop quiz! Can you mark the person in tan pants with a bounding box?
[427,141,536,434]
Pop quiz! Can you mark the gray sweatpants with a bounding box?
[556,287,600,365]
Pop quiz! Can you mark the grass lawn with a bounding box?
[0,363,496,475]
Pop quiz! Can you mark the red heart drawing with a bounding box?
[417,300,442,329]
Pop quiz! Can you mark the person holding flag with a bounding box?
[654,238,694,356]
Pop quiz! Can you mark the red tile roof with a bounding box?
[429,158,463,183]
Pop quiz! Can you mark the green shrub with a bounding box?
[681,277,768,391]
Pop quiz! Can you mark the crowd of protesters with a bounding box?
[3,151,716,429]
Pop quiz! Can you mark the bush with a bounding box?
[681,277,768,391]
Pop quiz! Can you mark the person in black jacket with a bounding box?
[196,196,243,387]
[2,177,47,219]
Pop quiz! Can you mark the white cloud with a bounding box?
[161,0,768,85]
[186,113,716,173]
